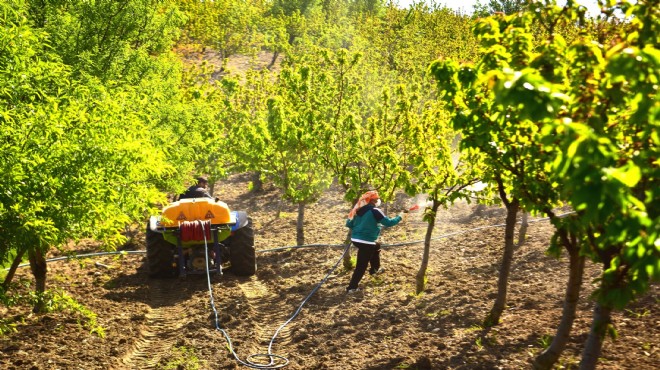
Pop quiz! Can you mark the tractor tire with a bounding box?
[146,225,176,278]
[226,217,257,276]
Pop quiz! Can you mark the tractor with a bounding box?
[146,197,256,278]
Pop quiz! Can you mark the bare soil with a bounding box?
[0,173,657,370]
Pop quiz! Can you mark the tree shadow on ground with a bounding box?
[101,259,257,309]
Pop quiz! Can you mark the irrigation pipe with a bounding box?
[5,211,575,269]
[7,251,147,270]
[258,211,575,251]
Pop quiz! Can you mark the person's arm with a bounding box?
[345,218,355,229]
[380,214,402,227]
[372,208,402,227]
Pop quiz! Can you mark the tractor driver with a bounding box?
[179,176,213,200]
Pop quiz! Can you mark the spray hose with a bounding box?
[198,220,350,369]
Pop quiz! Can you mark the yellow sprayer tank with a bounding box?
[159,198,232,228]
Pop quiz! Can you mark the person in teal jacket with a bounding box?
[345,190,403,293]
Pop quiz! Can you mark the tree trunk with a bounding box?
[251,171,263,193]
[2,247,27,291]
[580,302,612,370]
[208,179,216,197]
[416,202,439,294]
[485,197,519,326]
[517,210,529,248]
[276,199,283,219]
[343,229,353,270]
[28,248,48,313]
[343,196,359,270]
[296,202,305,246]
[268,51,280,70]
[533,243,585,369]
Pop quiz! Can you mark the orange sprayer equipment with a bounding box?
[159,198,233,228]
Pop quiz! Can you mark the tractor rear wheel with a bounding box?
[226,217,256,276]
[146,225,176,278]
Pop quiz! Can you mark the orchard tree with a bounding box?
[219,68,278,193]
[432,51,529,329]
[173,63,234,195]
[221,58,334,246]
[281,47,363,258]
[432,0,659,368]
[0,34,167,311]
[0,0,205,313]
[429,0,585,344]
[257,46,432,246]
[353,3,420,74]
[535,1,658,368]
[30,0,186,83]
[267,60,338,244]
[476,2,659,368]
[22,0,203,191]
[265,0,319,66]
[473,0,526,16]
[300,48,406,264]
[177,0,265,62]
[347,3,482,294]
[429,2,591,363]
[399,88,483,294]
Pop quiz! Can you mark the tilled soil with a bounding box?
[0,173,657,369]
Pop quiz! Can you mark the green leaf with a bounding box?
[603,163,642,188]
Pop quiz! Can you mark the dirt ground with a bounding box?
[0,173,657,370]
